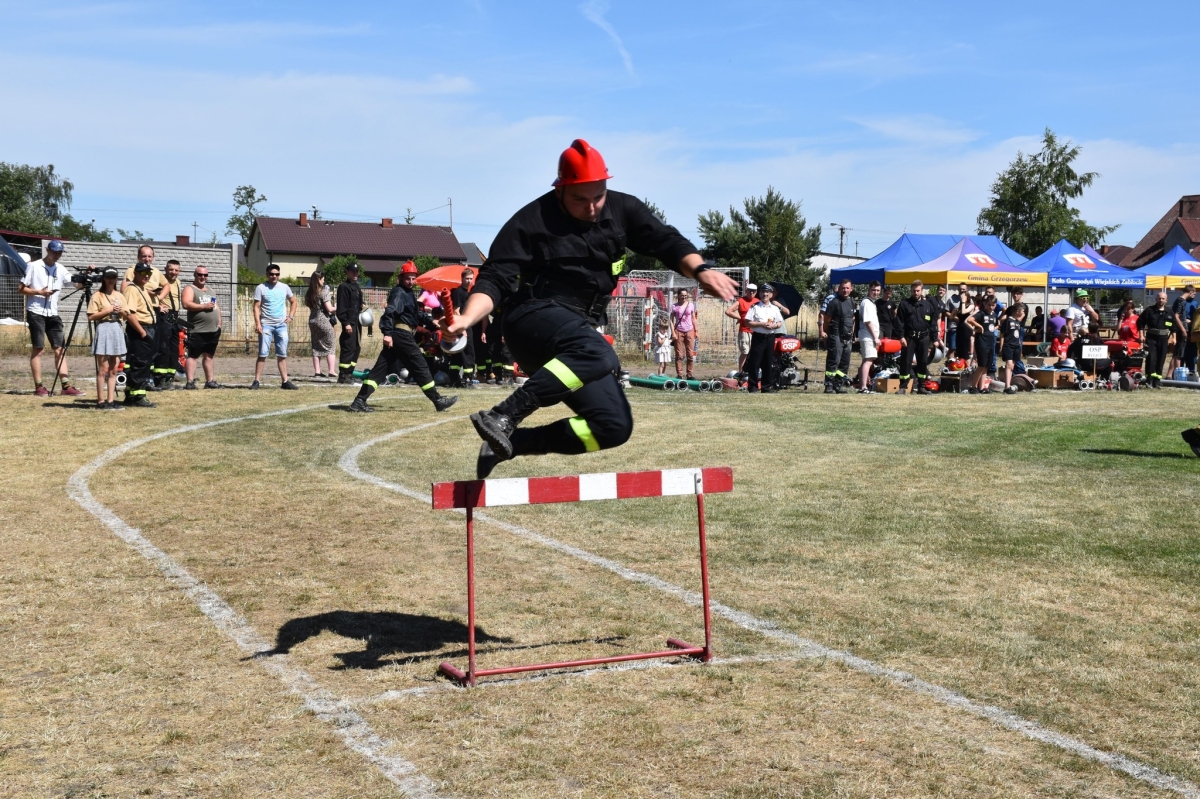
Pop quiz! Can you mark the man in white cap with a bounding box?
[18,239,82,396]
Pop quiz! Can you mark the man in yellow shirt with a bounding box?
[122,263,159,408]
[121,244,167,300]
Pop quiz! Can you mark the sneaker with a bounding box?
[434,395,459,413]
[61,385,83,396]
[204,380,219,389]
[184,380,198,390]
[249,380,261,390]
[1004,385,1018,394]
[281,380,298,390]
[470,409,518,459]
[477,442,503,479]
[34,385,49,397]
[126,396,156,408]
[347,397,374,413]
[856,387,871,394]
[105,401,125,411]
[96,400,110,410]
[916,386,930,395]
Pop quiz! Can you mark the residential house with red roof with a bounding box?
[1121,195,1200,267]
[245,213,467,286]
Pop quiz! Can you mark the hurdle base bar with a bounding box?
[437,638,707,686]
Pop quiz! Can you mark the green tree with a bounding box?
[56,215,115,243]
[116,228,150,242]
[323,254,359,288]
[0,162,74,234]
[622,199,669,273]
[698,187,823,296]
[225,185,267,246]
[977,128,1119,255]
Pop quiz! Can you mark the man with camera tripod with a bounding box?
[19,239,83,397]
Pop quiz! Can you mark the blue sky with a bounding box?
[3,0,1198,257]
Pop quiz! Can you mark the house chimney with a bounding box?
[382,217,393,229]
[175,235,190,246]
[299,212,309,227]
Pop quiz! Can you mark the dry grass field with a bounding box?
[2,373,1198,798]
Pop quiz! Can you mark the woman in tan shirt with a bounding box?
[86,268,130,409]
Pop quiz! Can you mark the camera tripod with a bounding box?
[47,276,97,399]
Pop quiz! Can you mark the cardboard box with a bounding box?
[1032,369,1057,389]
[1055,371,1077,388]
[874,377,901,394]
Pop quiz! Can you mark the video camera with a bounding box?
[71,266,106,287]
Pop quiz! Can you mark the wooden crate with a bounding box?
[874,377,901,394]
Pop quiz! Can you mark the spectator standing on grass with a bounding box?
[122,263,159,407]
[1062,290,1098,338]
[744,283,784,393]
[877,284,899,342]
[150,259,184,389]
[999,304,1025,394]
[964,294,998,394]
[670,288,697,380]
[946,282,968,356]
[251,264,298,390]
[305,271,337,378]
[1170,284,1195,374]
[336,263,364,383]
[448,268,478,388]
[86,267,127,409]
[724,282,758,375]
[1138,291,1173,388]
[856,281,882,394]
[121,244,165,296]
[896,279,943,395]
[821,278,855,394]
[18,239,82,397]
[654,318,672,376]
[182,266,221,389]
[953,286,976,362]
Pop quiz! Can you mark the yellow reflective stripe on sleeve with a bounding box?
[611,254,627,276]
[568,416,600,452]
[420,381,435,391]
[544,358,583,391]
[363,379,378,388]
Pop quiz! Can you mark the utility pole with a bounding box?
[829,223,851,256]
[193,221,198,243]
[447,197,453,230]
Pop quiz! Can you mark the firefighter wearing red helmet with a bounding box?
[347,260,457,413]
[443,138,738,477]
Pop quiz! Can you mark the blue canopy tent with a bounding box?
[1080,244,1117,266]
[1134,245,1200,290]
[1027,239,1145,289]
[829,233,1027,285]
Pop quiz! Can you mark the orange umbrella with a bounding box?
[417,264,477,291]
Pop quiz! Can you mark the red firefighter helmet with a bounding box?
[923,379,940,393]
[400,260,419,275]
[553,139,613,186]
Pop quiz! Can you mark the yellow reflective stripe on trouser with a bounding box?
[339,363,355,369]
[544,358,583,391]
[420,381,435,391]
[363,379,378,388]
[568,416,600,452]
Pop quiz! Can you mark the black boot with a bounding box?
[833,377,849,394]
[471,386,539,459]
[347,397,374,413]
[824,379,836,394]
[477,442,501,479]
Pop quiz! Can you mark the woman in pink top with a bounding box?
[671,288,697,379]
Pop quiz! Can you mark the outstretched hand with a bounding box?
[697,269,738,301]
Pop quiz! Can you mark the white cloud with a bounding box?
[847,115,981,147]
[579,0,636,79]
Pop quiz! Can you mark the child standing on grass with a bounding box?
[654,319,672,375]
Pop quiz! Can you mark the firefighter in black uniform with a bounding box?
[347,261,458,413]
[448,267,477,388]
[821,278,855,393]
[896,279,943,394]
[443,139,738,477]
[878,284,897,340]
[151,260,185,388]
[336,263,364,383]
[1137,291,1173,388]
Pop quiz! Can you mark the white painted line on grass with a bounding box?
[341,429,1200,798]
[67,401,442,799]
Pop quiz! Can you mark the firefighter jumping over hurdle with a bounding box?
[441,139,738,478]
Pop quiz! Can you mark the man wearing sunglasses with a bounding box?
[182,267,222,389]
[251,264,298,390]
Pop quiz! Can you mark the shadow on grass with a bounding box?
[1079,448,1188,459]
[259,610,625,670]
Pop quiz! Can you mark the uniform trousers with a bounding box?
[1144,335,1169,379]
[501,300,631,456]
[125,326,158,397]
[824,333,852,380]
[338,324,362,376]
[356,329,436,401]
[899,332,931,386]
[450,335,476,382]
[152,313,183,378]
[745,332,776,390]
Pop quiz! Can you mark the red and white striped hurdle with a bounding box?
[433,466,734,686]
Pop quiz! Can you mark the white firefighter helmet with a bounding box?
[358,308,374,327]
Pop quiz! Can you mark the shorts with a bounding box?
[187,329,222,358]
[737,330,752,356]
[858,337,878,360]
[28,313,64,350]
[258,322,289,358]
[1176,334,1190,358]
[1001,345,1021,363]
